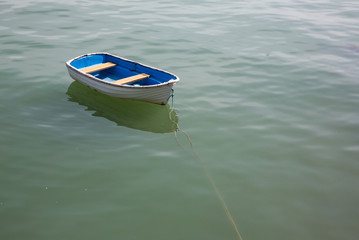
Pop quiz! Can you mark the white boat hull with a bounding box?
[65,53,179,105]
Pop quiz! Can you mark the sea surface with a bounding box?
[1,0,359,239]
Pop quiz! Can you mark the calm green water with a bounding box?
[1,0,359,239]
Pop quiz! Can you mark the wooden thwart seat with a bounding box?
[112,73,150,85]
[80,62,116,74]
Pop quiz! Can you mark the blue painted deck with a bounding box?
[70,53,174,86]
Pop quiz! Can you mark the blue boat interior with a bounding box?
[70,54,176,86]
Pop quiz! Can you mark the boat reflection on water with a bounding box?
[66,81,178,133]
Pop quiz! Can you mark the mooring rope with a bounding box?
[168,97,243,240]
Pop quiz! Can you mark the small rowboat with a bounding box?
[66,52,179,105]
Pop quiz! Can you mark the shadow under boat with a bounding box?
[66,81,178,133]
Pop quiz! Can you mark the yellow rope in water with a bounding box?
[169,109,243,240]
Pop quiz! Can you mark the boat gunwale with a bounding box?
[65,52,180,89]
